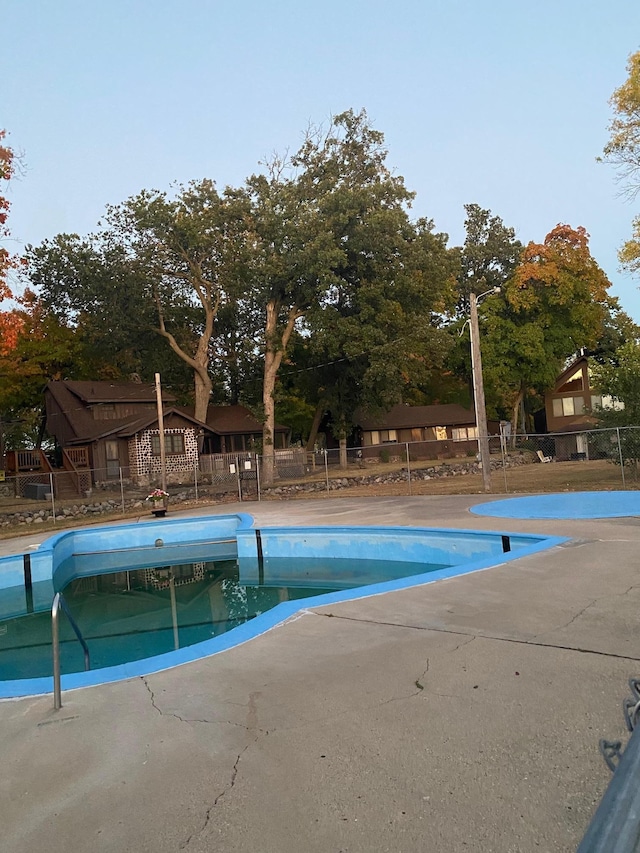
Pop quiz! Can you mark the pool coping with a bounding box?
[0,517,567,699]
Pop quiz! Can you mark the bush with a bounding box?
[379,448,391,463]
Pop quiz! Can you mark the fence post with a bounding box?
[500,436,508,493]
[120,467,125,514]
[236,456,242,502]
[617,427,626,489]
[324,449,330,494]
[405,442,412,496]
[49,472,56,523]
[255,452,261,501]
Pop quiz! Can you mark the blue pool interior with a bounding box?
[471,491,640,520]
[0,513,566,698]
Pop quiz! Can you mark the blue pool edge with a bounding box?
[0,524,567,700]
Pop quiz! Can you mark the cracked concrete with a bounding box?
[0,495,639,852]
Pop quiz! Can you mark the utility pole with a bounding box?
[154,372,167,493]
[469,291,492,493]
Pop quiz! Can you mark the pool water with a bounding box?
[0,553,447,681]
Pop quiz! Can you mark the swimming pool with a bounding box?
[0,514,566,698]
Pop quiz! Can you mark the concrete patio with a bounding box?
[1,494,638,852]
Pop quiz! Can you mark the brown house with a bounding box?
[196,405,290,454]
[543,355,624,460]
[43,380,216,486]
[356,403,497,459]
[39,381,292,489]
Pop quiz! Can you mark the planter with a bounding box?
[151,507,167,518]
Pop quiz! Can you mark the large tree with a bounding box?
[245,110,437,482]
[303,218,456,459]
[28,182,252,420]
[602,50,640,274]
[456,203,523,314]
[480,224,614,431]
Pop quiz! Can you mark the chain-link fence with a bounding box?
[0,427,638,525]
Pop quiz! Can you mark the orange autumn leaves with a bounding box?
[0,130,26,357]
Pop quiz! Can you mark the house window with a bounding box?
[434,426,447,441]
[557,368,584,393]
[95,403,117,420]
[151,433,185,455]
[380,429,397,443]
[452,427,478,441]
[552,397,585,417]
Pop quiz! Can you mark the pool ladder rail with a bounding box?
[51,592,90,711]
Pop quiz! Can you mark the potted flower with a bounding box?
[146,488,169,518]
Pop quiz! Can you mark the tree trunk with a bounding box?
[193,368,213,424]
[262,301,301,487]
[339,435,348,468]
[510,384,525,447]
[305,400,326,452]
[153,279,216,425]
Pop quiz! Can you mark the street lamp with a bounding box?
[469,287,500,493]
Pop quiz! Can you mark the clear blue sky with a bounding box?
[3,1,640,318]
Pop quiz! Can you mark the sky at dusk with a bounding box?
[3,1,640,318]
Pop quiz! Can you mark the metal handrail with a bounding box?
[52,592,90,710]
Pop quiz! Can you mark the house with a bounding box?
[543,355,624,460]
[39,381,292,491]
[43,380,217,488]
[356,403,497,459]
[195,404,290,454]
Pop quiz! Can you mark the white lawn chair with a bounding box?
[536,450,552,463]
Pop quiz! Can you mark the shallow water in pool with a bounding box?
[0,553,447,680]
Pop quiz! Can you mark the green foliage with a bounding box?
[602,50,640,274]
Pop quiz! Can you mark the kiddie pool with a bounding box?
[0,513,565,698]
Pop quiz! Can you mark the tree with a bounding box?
[447,204,523,415]
[456,203,522,314]
[303,218,456,459]
[28,182,252,421]
[602,50,640,273]
[0,130,24,359]
[479,225,614,431]
[591,340,640,476]
[0,290,84,448]
[103,181,252,421]
[26,233,194,393]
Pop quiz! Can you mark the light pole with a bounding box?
[469,288,499,493]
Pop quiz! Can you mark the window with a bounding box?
[452,427,478,442]
[434,426,447,441]
[552,396,586,417]
[557,368,584,393]
[151,433,185,455]
[380,429,397,443]
[94,403,117,420]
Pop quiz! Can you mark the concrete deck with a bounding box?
[1,495,638,852]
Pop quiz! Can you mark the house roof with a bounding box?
[551,355,589,393]
[182,404,289,436]
[56,380,176,404]
[46,381,290,443]
[45,381,211,444]
[357,403,476,430]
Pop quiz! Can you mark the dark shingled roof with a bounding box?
[357,403,476,430]
[59,380,176,404]
[182,404,289,435]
